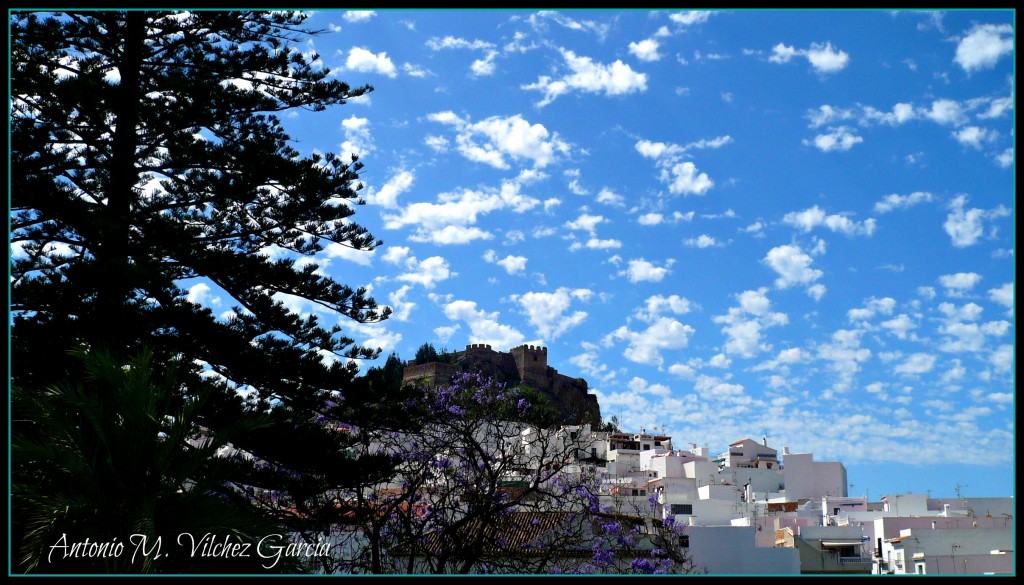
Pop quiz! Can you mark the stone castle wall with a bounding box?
[401,344,601,428]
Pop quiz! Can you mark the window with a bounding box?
[669,504,693,515]
[643,444,650,450]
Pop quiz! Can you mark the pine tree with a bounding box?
[10,10,400,571]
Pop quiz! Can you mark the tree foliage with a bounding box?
[12,347,293,573]
[11,9,386,398]
[10,10,401,572]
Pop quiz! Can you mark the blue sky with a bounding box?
[184,9,1015,500]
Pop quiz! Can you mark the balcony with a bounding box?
[839,556,872,565]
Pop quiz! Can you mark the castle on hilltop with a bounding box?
[402,343,602,427]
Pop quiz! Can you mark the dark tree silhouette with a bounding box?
[10,10,400,572]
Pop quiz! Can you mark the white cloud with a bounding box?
[396,255,454,289]
[941,359,966,384]
[381,246,410,265]
[512,288,593,339]
[880,314,917,340]
[989,344,1013,372]
[806,105,855,128]
[413,226,492,245]
[769,41,849,74]
[994,147,1014,169]
[619,258,674,283]
[923,99,967,126]
[606,317,695,366]
[847,297,897,322]
[669,11,713,26]
[428,112,570,169]
[367,169,414,208]
[782,205,876,236]
[713,287,788,358]
[633,138,723,197]
[348,321,401,356]
[443,300,525,350]
[816,329,872,387]
[628,376,672,397]
[343,47,397,78]
[637,294,694,322]
[662,161,714,195]
[935,301,1008,353]
[874,191,933,213]
[805,126,863,152]
[939,272,982,297]
[470,53,499,77]
[525,11,612,39]
[570,344,614,382]
[954,23,1015,73]
[596,187,625,207]
[988,282,1013,314]
[187,282,213,305]
[483,249,528,275]
[635,140,678,160]
[387,285,415,322]
[324,242,375,266]
[424,135,449,152]
[342,11,376,23]
[522,48,648,107]
[986,392,1014,405]
[861,102,917,126]
[943,195,1011,248]
[340,115,373,161]
[894,352,937,376]
[564,212,606,235]
[805,42,851,73]
[684,235,718,248]
[434,324,460,345]
[629,38,661,62]
[952,126,994,149]
[571,238,622,251]
[383,180,540,244]
[769,43,799,64]
[426,36,495,51]
[764,245,823,289]
[638,213,664,226]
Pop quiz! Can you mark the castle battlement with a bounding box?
[400,343,600,428]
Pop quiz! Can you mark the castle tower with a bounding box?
[510,344,548,388]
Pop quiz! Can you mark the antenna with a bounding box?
[954,483,968,500]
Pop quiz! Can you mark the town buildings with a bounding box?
[385,347,1014,575]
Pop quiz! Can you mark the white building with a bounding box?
[882,527,1014,575]
[688,526,800,574]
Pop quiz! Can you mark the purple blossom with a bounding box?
[591,544,615,567]
[630,558,656,574]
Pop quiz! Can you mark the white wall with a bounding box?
[784,453,847,501]
[688,526,800,574]
[683,460,718,484]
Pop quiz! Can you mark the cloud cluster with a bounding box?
[769,41,850,74]
[522,48,648,107]
[428,111,570,169]
[634,136,729,196]
[954,23,1015,72]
